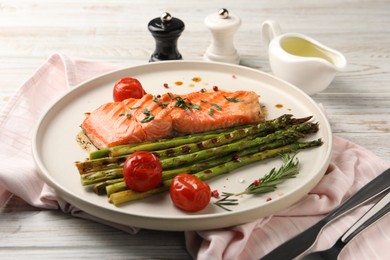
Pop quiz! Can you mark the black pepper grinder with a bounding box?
[148,12,185,62]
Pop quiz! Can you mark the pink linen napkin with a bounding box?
[0,53,139,233]
[1,54,389,259]
[186,135,390,260]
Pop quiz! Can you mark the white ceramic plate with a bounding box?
[32,61,332,231]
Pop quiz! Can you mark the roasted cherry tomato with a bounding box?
[170,173,211,212]
[123,151,162,192]
[113,77,146,102]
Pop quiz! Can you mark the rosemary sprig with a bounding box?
[238,153,299,196]
[214,192,239,211]
[214,153,300,211]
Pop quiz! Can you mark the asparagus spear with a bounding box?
[88,114,310,160]
[89,125,248,159]
[108,139,323,205]
[161,136,300,180]
[105,181,128,196]
[160,129,304,169]
[109,186,169,205]
[76,155,128,175]
[153,114,307,160]
[193,140,322,182]
[93,178,124,195]
[91,131,221,159]
[105,137,300,196]
[81,168,123,186]
[106,123,251,158]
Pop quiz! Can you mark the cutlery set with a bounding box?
[262,168,390,259]
[302,191,390,259]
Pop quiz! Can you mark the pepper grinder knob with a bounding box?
[148,12,185,62]
[204,8,241,64]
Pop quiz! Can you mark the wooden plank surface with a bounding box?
[1,0,389,259]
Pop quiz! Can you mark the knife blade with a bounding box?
[261,168,390,260]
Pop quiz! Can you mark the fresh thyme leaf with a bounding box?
[168,93,193,110]
[209,108,215,116]
[191,104,202,110]
[160,103,169,108]
[152,95,169,108]
[224,96,243,103]
[119,113,132,119]
[143,108,152,116]
[140,116,154,123]
[140,108,154,123]
[210,103,222,111]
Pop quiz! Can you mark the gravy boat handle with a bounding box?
[261,20,282,47]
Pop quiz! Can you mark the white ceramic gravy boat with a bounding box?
[261,20,347,95]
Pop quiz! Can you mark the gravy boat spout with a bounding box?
[261,20,347,95]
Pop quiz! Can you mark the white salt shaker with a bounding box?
[204,8,241,64]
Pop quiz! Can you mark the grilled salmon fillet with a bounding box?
[81,90,264,149]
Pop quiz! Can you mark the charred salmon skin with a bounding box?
[81,90,264,149]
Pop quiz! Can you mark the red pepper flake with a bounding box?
[200,88,207,93]
[163,83,169,88]
[211,189,220,198]
[253,179,260,186]
[213,86,219,91]
[232,74,237,79]
[266,197,272,202]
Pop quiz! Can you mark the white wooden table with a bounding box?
[1,0,389,259]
